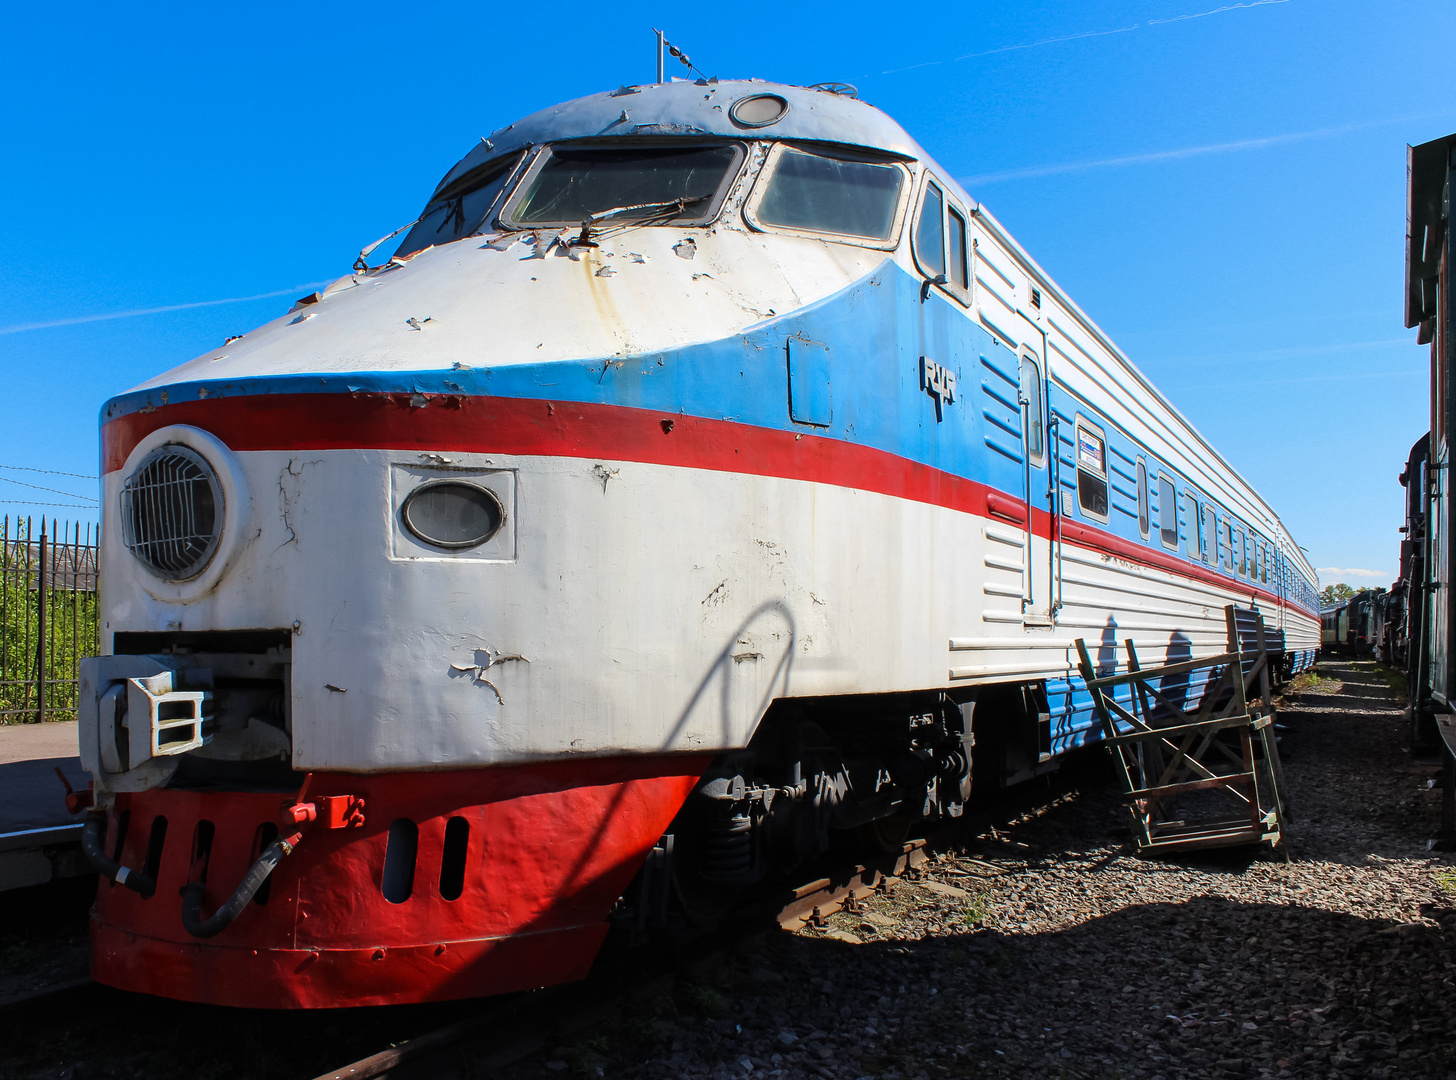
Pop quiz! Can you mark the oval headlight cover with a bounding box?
[120,444,223,581]
[730,93,789,128]
[401,481,504,549]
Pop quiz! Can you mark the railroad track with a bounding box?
[310,773,1088,1080]
[0,977,95,1019]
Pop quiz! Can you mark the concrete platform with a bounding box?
[0,721,81,833]
[0,721,87,891]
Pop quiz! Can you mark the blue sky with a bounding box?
[1,0,1450,586]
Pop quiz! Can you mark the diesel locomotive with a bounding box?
[78,79,1320,1007]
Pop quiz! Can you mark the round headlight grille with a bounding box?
[401,481,504,549]
[120,445,223,580]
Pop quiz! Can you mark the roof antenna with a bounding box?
[652,28,713,82]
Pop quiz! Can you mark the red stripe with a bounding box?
[103,393,1304,614]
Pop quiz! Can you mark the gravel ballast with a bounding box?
[512,660,1456,1080]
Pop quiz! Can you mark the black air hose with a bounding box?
[81,810,156,898]
[181,834,296,939]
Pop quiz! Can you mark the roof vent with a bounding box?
[807,82,857,99]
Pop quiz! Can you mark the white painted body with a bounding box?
[99,81,1318,776]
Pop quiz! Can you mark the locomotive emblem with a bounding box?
[920,355,956,420]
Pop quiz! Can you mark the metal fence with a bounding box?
[1,517,100,724]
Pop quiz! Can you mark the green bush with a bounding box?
[0,517,100,724]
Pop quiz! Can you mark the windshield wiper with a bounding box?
[570,194,714,247]
[353,218,421,273]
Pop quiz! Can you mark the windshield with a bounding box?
[396,157,517,258]
[755,148,905,242]
[506,144,742,227]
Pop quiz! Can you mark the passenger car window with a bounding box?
[1076,424,1109,519]
[1159,475,1178,548]
[1136,459,1149,539]
[1202,505,1217,563]
[397,156,518,258]
[1224,522,1233,570]
[506,144,743,228]
[754,147,905,241]
[915,182,945,278]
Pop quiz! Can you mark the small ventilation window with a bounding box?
[251,822,280,906]
[382,818,418,904]
[190,820,215,885]
[439,816,469,902]
[109,809,131,870]
[140,816,168,898]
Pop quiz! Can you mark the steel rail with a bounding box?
[309,774,1089,1080]
[0,978,93,1018]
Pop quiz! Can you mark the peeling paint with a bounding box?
[591,463,620,491]
[449,649,530,706]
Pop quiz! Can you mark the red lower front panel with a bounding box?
[92,756,708,1008]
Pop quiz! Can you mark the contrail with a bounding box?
[879,23,1140,74]
[961,115,1444,185]
[865,0,1291,79]
[1148,0,1291,25]
[0,281,334,336]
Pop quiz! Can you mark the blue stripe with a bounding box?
[105,259,1319,741]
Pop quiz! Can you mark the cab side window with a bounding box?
[947,206,969,290]
[915,183,945,278]
[913,177,972,304]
